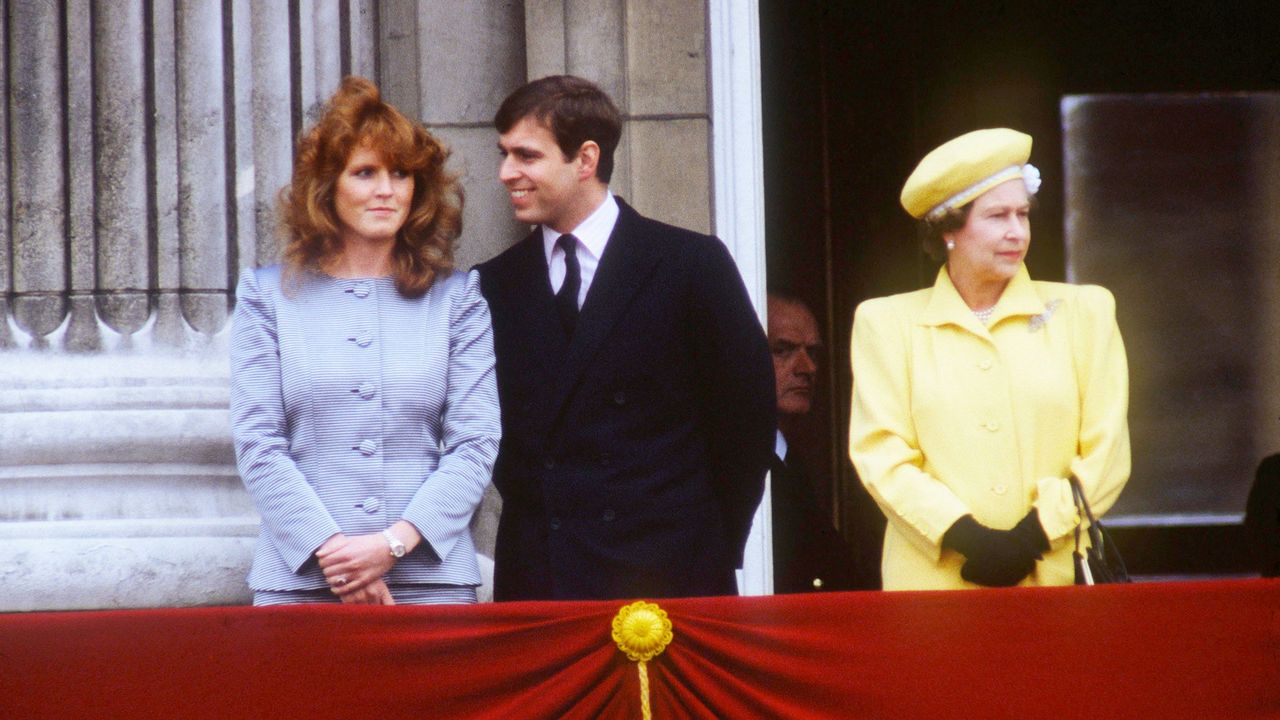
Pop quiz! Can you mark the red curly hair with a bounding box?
[280,76,461,297]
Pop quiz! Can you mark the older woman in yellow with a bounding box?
[848,129,1130,590]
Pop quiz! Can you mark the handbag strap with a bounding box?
[1070,475,1106,553]
[1070,475,1128,583]
[1069,475,1101,529]
[1069,476,1091,583]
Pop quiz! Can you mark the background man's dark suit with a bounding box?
[478,199,775,600]
[771,450,880,592]
[766,291,883,593]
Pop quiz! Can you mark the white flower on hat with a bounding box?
[1022,163,1041,196]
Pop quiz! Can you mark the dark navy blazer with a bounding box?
[478,199,775,601]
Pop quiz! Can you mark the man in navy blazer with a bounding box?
[477,75,775,601]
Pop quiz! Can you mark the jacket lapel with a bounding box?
[506,232,571,370]
[537,201,662,432]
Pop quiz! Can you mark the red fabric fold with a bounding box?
[2,579,1277,719]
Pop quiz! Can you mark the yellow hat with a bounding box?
[900,128,1035,220]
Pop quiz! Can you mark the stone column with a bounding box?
[176,0,231,337]
[8,0,67,350]
[93,0,151,348]
[0,0,10,347]
[151,0,186,347]
[0,1,384,611]
[65,0,98,353]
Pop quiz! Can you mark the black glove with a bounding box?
[1010,507,1051,557]
[943,509,1050,587]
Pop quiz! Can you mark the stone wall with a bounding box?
[2,0,748,609]
[2,0,388,610]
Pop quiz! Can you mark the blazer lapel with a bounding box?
[506,232,571,370]
[538,201,662,431]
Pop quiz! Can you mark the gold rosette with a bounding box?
[612,601,674,719]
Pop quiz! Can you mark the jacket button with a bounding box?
[543,457,555,470]
[357,383,376,400]
[613,391,627,406]
[983,421,999,432]
[812,578,824,589]
[359,497,382,513]
[549,517,561,530]
[993,484,1008,495]
[601,508,616,522]
[353,284,370,299]
[978,360,993,371]
[357,439,377,456]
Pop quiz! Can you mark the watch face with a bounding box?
[384,530,406,558]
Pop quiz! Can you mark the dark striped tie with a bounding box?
[555,233,581,335]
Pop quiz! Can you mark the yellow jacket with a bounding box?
[849,265,1130,590]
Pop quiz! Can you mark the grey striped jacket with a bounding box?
[229,266,500,591]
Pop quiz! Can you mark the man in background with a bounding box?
[768,291,882,592]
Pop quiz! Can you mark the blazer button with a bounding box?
[358,382,376,400]
[359,497,382,513]
[812,577,824,590]
[353,284,371,299]
[543,457,555,470]
[601,508,616,522]
[978,360,993,371]
[992,484,1008,495]
[357,439,377,456]
[613,391,627,406]
[549,517,561,531]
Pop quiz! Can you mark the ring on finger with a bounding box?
[334,576,348,586]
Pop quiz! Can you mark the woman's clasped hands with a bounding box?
[943,509,1051,587]
[317,533,399,605]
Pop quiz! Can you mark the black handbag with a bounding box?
[1070,476,1131,584]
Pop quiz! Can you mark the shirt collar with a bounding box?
[775,429,788,461]
[541,191,620,265]
[920,263,1046,331]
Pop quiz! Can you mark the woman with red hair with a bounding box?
[230,77,500,605]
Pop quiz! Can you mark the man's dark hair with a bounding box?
[494,75,623,183]
[766,288,809,309]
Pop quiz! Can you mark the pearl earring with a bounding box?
[946,240,955,251]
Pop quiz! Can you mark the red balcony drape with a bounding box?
[2,579,1276,719]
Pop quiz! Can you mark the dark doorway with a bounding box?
[760,0,1280,578]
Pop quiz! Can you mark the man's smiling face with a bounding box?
[497,116,596,233]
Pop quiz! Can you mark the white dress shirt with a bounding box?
[542,191,620,309]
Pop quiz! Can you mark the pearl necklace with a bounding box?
[973,306,996,324]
